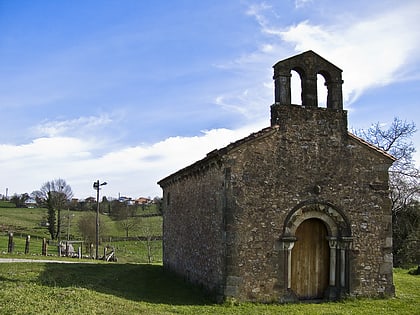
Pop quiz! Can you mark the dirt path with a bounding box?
[0,258,92,264]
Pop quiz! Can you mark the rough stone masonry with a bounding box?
[158,50,395,303]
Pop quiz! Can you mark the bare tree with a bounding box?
[355,118,419,266]
[77,212,109,252]
[33,179,73,240]
[356,118,418,176]
[119,216,140,239]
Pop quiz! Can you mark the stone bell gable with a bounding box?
[158,51,395,303]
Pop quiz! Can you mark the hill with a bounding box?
[0,202,162,263]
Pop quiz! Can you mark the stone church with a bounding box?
[158,51,395,302]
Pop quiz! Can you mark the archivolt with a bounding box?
[283,200,352,238]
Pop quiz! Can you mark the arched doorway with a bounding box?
[291,218,329,299]
[280,201,352,301]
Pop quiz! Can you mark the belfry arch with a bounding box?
[273,50,344,110]
[279,201,353,301]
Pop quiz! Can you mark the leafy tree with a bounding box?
[33,179,73,240]
[10,193,29,208]
[153,197,163,214]
[355,118,419,266]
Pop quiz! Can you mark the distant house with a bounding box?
[84,196,96,204]
[119,196,135,205]
[135,197,151,205]
[24,198,37,208]
[158,51,395,303]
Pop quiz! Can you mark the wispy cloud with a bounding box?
[246,1,420,106]
[33,114,115,138]
[294,0,313,9]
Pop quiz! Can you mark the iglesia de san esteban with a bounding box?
[158,51,395,303]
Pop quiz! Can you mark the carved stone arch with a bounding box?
[288,209,338,236]
[317,69,343,110]
[318,70,332,82]
[292,66,306,78]
[291,66,308,106]
[279,200,352,301]
[283,200,352,238]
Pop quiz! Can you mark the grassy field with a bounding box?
[1,202,419,314]
[0,263,418,315]
[0,204,162,263]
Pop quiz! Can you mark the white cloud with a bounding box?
[34,114,114,137]
[294,0,313,9]
[268,2,420,106]
[0,122,267,199]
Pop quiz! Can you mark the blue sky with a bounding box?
[1,0,419,199]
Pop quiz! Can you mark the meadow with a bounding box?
[0,203,162,263]
[0,263,418,315]
[0,202,419,314]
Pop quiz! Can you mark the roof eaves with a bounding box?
[158,126,278,187]
[347,132,396,161]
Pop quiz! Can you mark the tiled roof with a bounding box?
[347,132,396,161]
[158,126,278,186]
[158,127,396,186]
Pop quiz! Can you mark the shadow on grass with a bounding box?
[38,263,212,305]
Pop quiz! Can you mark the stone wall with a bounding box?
[220,104,394,300]
[159,104,394,302]
[161,159,226,296]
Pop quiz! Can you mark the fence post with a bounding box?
[42,238,48,256]
[25,235,31,254]
[78,246,81,259]
[7,232,14,253]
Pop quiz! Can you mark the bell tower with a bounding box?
[273,50,343,109]
[270,51,347,137]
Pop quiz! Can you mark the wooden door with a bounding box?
[291,218,329,299]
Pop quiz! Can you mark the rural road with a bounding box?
[0,258,91,264]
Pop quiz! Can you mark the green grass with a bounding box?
[0,206,162,239]
[0,201,17,208]
[1,203,418,314]
[0,207,50,238]
[0,205,162,262]
[0,264,418,315]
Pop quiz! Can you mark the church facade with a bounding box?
[158,51,395,302]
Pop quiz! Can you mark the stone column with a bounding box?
[327,237,337,286]
[280,236,296,289]
[325,79,344,110]
[274,72,291,105]
[278,236,297,303]
[339,237,353,292]
[301,75,318,107]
